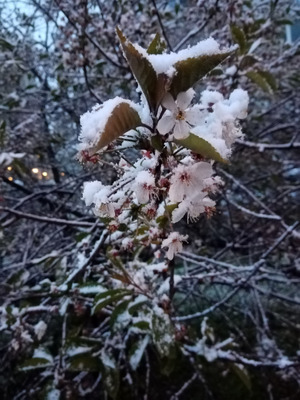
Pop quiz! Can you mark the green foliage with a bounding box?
[169,50,235,97]
[175,133,227,163]
[230,24,248,54]
[246,70,277,93]
[147,33,166,55]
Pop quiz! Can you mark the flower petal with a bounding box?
[162,93,177,112]
[176,89,195,110]
[173,120,190,140]
[157,115,175,135]
[185,107,203,126]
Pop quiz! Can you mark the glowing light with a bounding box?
[8,176,13,181]
[32,168,39,174]
[7,166,12,171]
[60,172,65,176]
[42,171,48,177]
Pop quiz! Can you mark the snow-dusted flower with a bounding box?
[169,162,213,203]
[172,195,216,223]
[162,232,188,260]
[157,89,202,139]
[34,320,47,340]
[93,186,115,218]
[133,170,156,204]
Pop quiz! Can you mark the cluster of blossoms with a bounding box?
[79,31,248,261]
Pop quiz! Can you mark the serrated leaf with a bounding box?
[147,33,166,55]
[117,27,168,111]
[94,102,141,151]
[230,25,247,54]
[175,133,227,163]
[169,50,234,96]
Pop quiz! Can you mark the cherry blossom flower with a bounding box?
[171,195,216,223]
[157,89,202,139]
[133,170,156,204]
[162,232,188,260]
[169,162,213,203]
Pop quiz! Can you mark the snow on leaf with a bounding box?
[80,98,141,152]
[129,335,149,370]
[169,49,236,97]
[116,27,168,112]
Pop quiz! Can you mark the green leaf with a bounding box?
[94,102,141,151]
[150,134,164,151]
[169,50,235,96]
[147,33,166,55]
[132,320,150,331]
[116,27,168,112]
[230,363,252,392]
[239,55,257,69]
[110,299,131,328]
[230,25,248,54]
[129,335,149,370]
[246,70,276,93]
[128,299,148,315]
[19,349,53,371]
[175,133,227,163]
[68,354,101,372]
[19,358,52,371]
[257,70,277,91]
[93,289,132,314]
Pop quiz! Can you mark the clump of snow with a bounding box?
[34,320,47,340]
[79,97,141,149]
[132,38,237,75]
[82,181,103,206]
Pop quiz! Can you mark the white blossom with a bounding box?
[157,89,202,139]
[169,162,213,203]
[133,170,156,204]
[162,232,188,260]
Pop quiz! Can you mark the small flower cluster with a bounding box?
[79,32,248,261]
